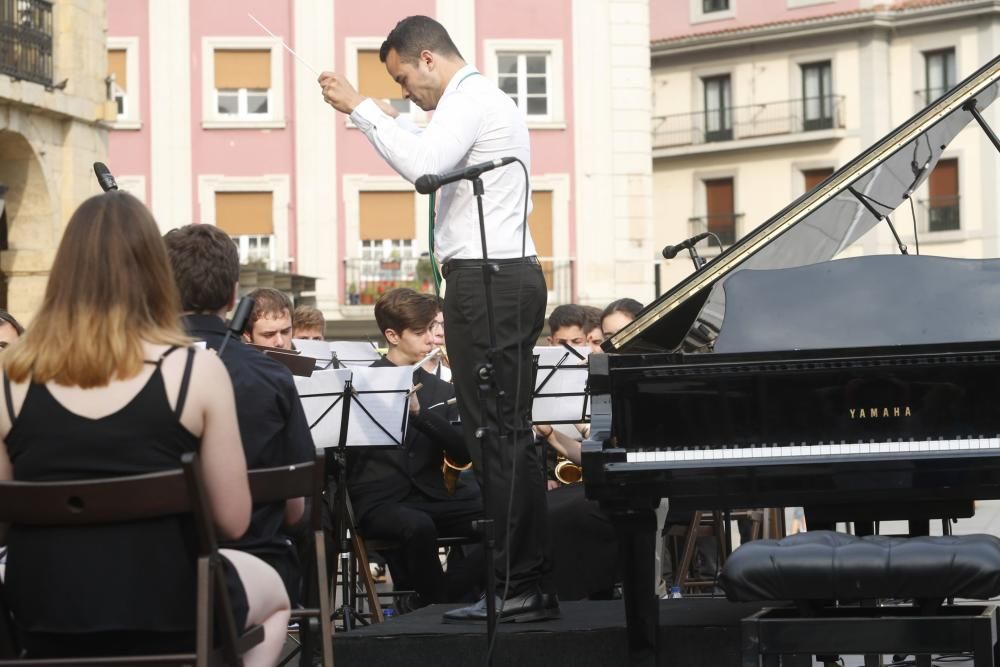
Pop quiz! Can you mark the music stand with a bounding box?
[295,365,412,631]
[328,341,381,369]
[531,345,591,425]
[247,343,315,377]
[293,338,336,371]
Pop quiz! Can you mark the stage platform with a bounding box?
[331,598,770,666]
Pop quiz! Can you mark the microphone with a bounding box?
[93,162,118,192]
[414,157,517,195]
[218,295,254,356]
[661,232,711,259]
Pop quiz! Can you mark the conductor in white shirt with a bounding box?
[318,16,556,623]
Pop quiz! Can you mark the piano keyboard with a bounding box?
[625,437,1000,464]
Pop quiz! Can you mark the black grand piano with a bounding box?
[584,55,1000,664]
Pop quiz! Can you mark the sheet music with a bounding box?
[294,369,352,448]
[293,338,335,370]
[532,346,590,424]
[346,365,412,447]
[329,340,381,368]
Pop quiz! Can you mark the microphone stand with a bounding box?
[470,175,500,664]
[686,245,706,271]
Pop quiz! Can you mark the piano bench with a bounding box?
[720,531,1000,667]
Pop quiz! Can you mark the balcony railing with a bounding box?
[342,256,575,307]
[918,195,960,233]
[653,96,845,149]
[0,0,53,86]
[688,213,745,248]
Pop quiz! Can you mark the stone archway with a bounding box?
[0,130,56,323]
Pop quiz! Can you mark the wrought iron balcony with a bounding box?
[342,256,575,307]
[653,96,845,150]
[918,195,960,233]
[0,0,53,86]
[687,213,745,248]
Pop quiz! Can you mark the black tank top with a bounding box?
[3,347,202,633]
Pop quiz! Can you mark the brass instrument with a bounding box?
[554,457,582,485]
[442,454,472,495]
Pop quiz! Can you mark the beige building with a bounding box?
[651,1,1000,294]
[1,0,112,323]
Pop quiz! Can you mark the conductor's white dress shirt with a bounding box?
[350,64,536,262]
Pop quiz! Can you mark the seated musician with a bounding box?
[350,288,483,611]
[164,224,316,604]
[292,305,326,341]
[0,192,289,664]
[242,288,295,350]
[0,309,24,350]
[600,298,643,340]
[422,298,451,382]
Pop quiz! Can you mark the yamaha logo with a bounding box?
[849,406,912,419]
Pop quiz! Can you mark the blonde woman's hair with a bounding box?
[4,191,189,388]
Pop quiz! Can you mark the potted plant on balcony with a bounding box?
[348,282,359,305]
[360,284,377,305]
[415,254,434,293]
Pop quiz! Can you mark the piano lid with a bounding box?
[607,54,1000,355]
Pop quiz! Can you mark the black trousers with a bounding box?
[360,490,483,603]
[443,260,551,594]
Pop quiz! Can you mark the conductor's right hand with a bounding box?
[318,71,364,115]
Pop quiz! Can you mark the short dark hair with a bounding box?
[547,304,587,336]
[293,304,325,332]
[163,224,240,313]
[581,305,603,333]
[602,298,643,322]
[379,15,462,64]
[375,288,438,339]
[0,309,24,336]
[246,288,293,335]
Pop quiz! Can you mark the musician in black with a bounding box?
[350,288,483,610]
[164,224,316,603]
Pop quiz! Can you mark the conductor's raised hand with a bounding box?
[318,71,364,115]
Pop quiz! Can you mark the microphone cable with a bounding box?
[484,156,531,667]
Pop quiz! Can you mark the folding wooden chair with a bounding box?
[249,450,333,667]
[0,452,263,666]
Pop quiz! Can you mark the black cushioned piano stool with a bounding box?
[720,531,1000,667]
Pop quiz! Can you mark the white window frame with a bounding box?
[202,36,285,129]
[343,174,429,255]
[690,0,736,24]
[197,174,291,271]
[484,39,565,129]
[115,175,147,204]
[345,37,429,127]
[107,37,141,130]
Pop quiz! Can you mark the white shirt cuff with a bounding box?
[349,98,384,131]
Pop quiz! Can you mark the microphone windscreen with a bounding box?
[414,174,438,195]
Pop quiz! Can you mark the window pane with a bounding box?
[526,97,547,115]
[247,90,268,114]
[217,90,238,114]
[499,75,518,95]
[115,93,125,116]
[526,55,546,75]
[703,0,729,11]
[526,76,547,94]
[498,54,518,76]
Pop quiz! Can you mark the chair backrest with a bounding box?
[0,464,191,526]
[0,452,257,665]
[247,449,325,532]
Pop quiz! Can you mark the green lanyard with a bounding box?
[427,70,481,296]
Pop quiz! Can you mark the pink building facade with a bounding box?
[107,0,655,320]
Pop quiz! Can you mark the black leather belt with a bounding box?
[441,256,539,279]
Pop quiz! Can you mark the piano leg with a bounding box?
[613,506,658,667]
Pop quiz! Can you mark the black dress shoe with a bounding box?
[442,588,560,624]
